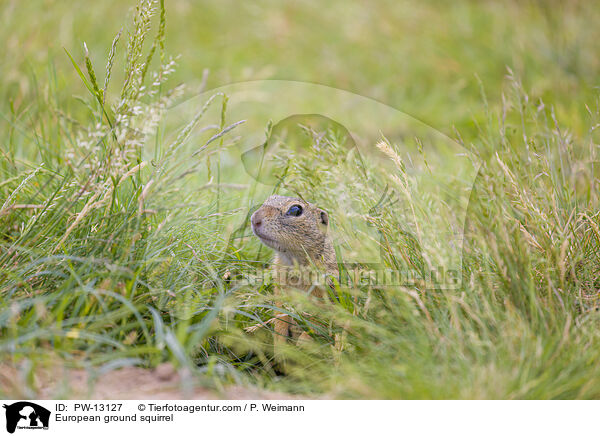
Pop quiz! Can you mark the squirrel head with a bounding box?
[251,195,330,264]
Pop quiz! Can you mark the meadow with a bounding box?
[1,0,600,399]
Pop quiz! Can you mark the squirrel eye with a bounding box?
[286,205,303,217]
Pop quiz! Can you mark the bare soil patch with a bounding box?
[0,363,298,400]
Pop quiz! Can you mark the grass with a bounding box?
[1,0,600,399]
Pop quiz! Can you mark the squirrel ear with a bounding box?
[318,209,329,226]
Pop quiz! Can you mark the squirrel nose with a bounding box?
[251,212,262,228]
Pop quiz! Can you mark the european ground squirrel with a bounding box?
[251,195,338,346]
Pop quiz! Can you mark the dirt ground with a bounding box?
[0,363,298,400]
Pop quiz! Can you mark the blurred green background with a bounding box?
[2,0,598,139]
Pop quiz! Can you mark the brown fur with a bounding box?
[251,195,338,347]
